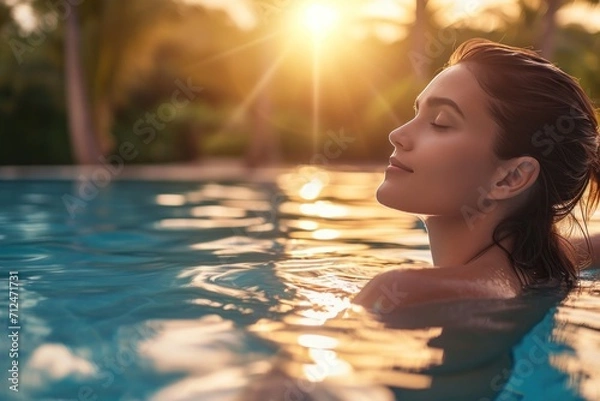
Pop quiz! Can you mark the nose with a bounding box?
[389,122,413,150]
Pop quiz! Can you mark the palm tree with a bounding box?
[539,0,599,59]
[89,0,185,158]
[26,0,183,163]
[412,0,430,80]
[64,5,101,163]
[23,0,104,163]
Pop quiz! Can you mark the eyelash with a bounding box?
[414,109,451,130]
[430,122,450,130]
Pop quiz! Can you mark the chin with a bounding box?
[375,185,391,207]
[376,183,437,215]
[376,184,411,212]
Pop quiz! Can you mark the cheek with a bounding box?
[434,147,488,176]
[376,146,495,214]
[426,150,496,205]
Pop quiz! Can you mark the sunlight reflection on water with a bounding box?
[0,167,599,401]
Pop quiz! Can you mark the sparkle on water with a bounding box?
[0,167,599,401]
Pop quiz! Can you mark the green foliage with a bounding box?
[0,0,599,164]
[555,25,600,104]
[0,77,71,164]
[0,6,71,164]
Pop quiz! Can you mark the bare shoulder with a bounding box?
[566,233,600,270]
[352,266,518,313]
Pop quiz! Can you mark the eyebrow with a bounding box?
[414,96,465,119]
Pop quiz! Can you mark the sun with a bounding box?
[300,2,340,38]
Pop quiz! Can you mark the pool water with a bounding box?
[1,167,599,401]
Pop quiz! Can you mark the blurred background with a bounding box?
[0,0,598,167]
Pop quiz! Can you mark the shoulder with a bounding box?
[352,266,516,314]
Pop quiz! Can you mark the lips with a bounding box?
[389,157,414,173]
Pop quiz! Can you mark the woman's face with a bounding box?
[377,64,502,217]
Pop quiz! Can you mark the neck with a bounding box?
[423,213,501,266]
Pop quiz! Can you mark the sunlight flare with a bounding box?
[301,2,340,38]
[299,177,324,200]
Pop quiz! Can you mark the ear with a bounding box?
[488,157,540,201]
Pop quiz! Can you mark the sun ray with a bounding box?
[220,46,289,133]
[359,72,403,127]
[312,41,321,156]
[290,1,343,156]
[184,31,279,71]
[301,2,340,38]
[342,46,404,126]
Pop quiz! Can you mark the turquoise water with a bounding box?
[0,168,599,401]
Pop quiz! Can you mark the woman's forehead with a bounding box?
[418,64,501,145]
[418,65,488,110]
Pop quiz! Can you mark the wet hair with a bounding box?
[448,38,600,288]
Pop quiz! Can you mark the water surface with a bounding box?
[0,167,599,401]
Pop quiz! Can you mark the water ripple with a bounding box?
[1,174,599,401]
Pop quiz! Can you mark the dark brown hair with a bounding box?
[448,39,600,287]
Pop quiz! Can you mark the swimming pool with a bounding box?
[1,165,599,401]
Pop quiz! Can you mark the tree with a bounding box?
[539,0,599,59]
[20,0,184,163]
[64,5,100,163]
[412,0,430,80]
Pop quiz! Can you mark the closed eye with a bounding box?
[430,122,451,130]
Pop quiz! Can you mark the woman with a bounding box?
[244,39,598,401]
[354,39,600,313]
